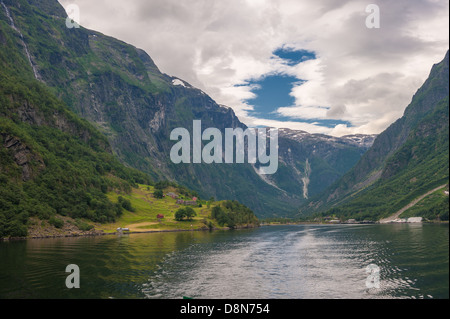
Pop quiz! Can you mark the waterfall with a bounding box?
[1,1,40,80]
[301,158,311,199]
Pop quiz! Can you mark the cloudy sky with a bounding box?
[59,0,449,136]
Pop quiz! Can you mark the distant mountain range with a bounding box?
[0,0,377,218]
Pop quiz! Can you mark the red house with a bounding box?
[157,214,164,219]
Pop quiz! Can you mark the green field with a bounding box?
[100,185,223,233]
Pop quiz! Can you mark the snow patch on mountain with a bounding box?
[172,79,186,87]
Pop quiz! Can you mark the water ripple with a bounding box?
[1,224,448,299]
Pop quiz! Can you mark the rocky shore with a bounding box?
[1,217,260,241]
[1,217,106,241]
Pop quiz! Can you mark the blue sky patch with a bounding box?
[242,48,351,129]
[244,74,351,128]
[272,48,316,66]
[246,74,301,116]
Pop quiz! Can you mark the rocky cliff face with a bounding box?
[1,134,45,181]
[0,40,153,238]
[273,129,376,200]
[1,0,375,217]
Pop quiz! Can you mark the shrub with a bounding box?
[118,196,135,212]
[49,216,64,229]
[74,219,94,231]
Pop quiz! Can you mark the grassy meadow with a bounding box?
[99,185,220,234]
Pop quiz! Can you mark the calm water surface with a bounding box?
[0,224,448,299]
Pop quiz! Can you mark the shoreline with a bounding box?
[0,223,260,242]
[2,220,447,242]
[261,220,448,226]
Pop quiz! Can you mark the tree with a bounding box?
[184,207,197,221]
[211,205,223,220]
[209,200,258,228]
[175,207,197,221]
[155,181,170,190]
[118,196,135,212]
[175,208,186,221]
[154,189,164,199]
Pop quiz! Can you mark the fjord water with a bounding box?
[0,224,448,299]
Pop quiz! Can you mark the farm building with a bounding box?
[176,199,197,206]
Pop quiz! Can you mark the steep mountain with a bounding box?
[0,59,153,238]
[0,0,374,217]
[300,50,449,221]
[275,129,376,200]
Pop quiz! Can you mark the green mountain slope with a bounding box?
[0,18,154,237]
[399,186,449,221]
[301,51,449,221]
[0,1,259,238]
[0,0,376,217]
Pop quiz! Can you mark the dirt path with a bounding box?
[125,222,159,232]
[379,184,448,223]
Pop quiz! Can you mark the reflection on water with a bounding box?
[0,224,448,299]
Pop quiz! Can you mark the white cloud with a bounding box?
[59,0,449,136]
